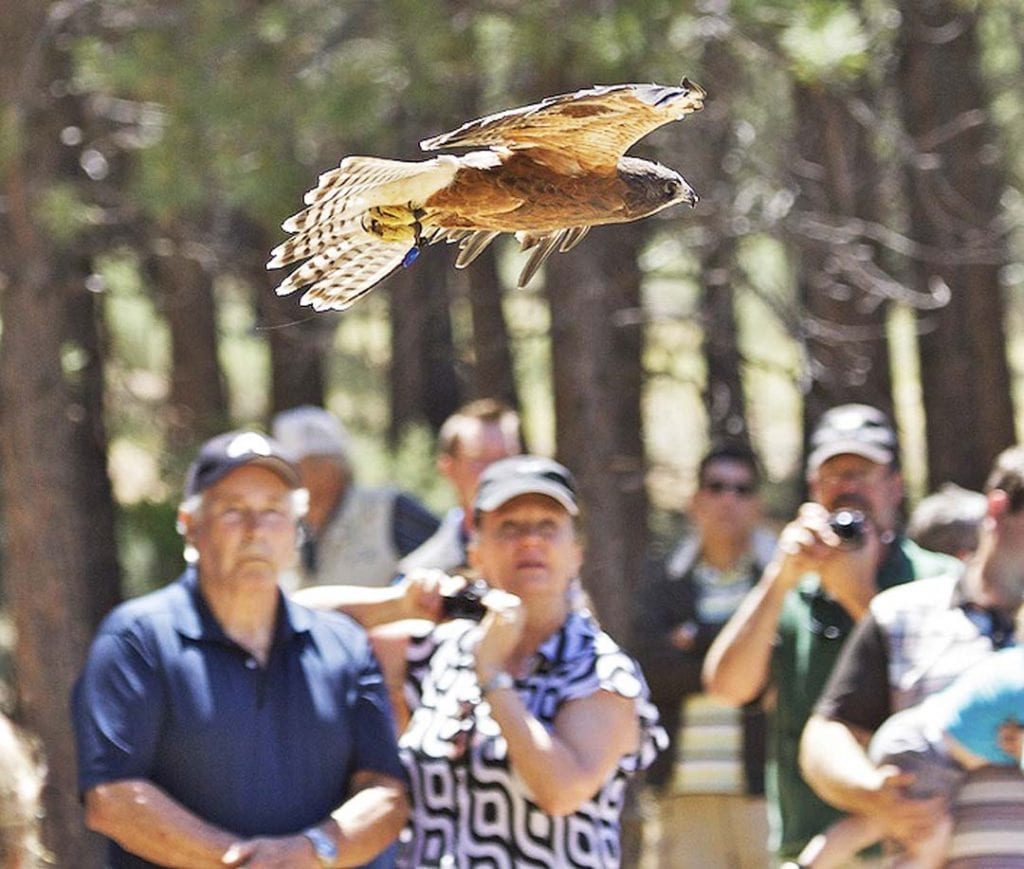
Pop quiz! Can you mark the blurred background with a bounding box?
[2,0,1023,862]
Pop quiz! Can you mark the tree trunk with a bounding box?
[546,224,647,641]
[0,6,119,863]
[387,107,461,441]
[241,216,330,417]
[699,248,747,441]
[467,248,519,410]
[388,253,460,441]
[693,38,748,442]
[264,300,331,416]
[150,219,230,450]
[792,80,895,431]
[896,0,1015,490]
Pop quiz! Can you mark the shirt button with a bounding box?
[823,626,841,640]
[245,657,258,669]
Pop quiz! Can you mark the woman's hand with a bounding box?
[395,569,452,621]
[474,590,524,681]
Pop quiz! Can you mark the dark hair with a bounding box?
[697,440,763,489]
[985,445,1024,513]
[906,483,986,557]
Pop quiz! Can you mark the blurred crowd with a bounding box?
[10,398,1024,868]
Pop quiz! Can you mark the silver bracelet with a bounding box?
[480,671,515,694]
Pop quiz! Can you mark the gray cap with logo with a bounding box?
[806,404,899,475]
[183,431,301,498]
[474,455,579,516]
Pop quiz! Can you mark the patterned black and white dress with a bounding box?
[396,609,664,868]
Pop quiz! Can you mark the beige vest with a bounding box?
[304,486,401,588]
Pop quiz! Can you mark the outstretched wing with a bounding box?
[420,80,706,174]
[268,154,469,311]
[281,155,459,236]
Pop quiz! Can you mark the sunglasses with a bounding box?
[702,480,756,497]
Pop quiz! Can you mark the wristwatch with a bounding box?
[302,824,338,868]
[480,670,516,695]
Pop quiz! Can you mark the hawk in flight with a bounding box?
[269,79,706,312]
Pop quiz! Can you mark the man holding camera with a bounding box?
[703,404,958,863]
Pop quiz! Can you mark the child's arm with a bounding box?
[997,720,1023,767]
[942,730,992,771]
[938,646,1024,767]
[790,815,886,869]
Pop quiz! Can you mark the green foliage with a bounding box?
[213,276,267,422]
[778,3,870,84]
[59,340,91,387]
[979,1,1024,187]
[0,105,23,175]
[34,183,102,246]
[117,500,185,596]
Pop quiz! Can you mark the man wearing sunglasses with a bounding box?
[703,405,958,864]
[632,441,775,790]
[632,440,776,865]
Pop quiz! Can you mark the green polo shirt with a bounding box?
[766,537,959,859]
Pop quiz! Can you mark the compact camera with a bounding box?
[828,508,866,548]
[440,579,490,621]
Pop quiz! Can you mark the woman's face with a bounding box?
[469,494,582,606]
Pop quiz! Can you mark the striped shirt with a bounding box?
[817,571,1024,866]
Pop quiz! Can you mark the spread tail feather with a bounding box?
[270,219,409,311]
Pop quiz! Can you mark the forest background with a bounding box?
[3,0,1024,862]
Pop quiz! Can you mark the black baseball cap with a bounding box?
[474,455,579,516]
[806,404,898,474]
[183,431,301,498]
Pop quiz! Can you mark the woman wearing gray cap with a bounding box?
[297,455,664,868]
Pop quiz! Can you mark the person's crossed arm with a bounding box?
[800,614,948,850]
[86,769,407,868]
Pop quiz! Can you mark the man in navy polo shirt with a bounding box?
[72,431,408,868]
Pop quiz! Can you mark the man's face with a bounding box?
[469,494,582,603]
[982,492,1024,609]
[184,465,299,588]
[809,453,903,534]
[691,458,761,542]
[440,420,520,509]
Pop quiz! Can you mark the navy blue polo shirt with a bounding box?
[72,569,406,868]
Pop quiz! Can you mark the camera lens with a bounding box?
[829,509,866,547]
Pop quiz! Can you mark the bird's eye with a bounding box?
[665,181,677,195]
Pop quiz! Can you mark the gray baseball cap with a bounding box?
[474,455,579,516]
[272,405,350,461]
[807,404,898,474]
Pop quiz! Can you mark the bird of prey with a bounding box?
[268,79,706,312]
